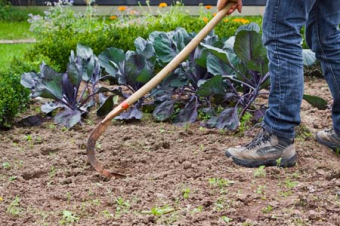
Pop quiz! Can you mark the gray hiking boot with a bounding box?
[225,129,297,168]
[316,128,340,152]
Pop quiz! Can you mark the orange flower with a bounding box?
[110,15,117,20]
[159,2,168,8]
[202,17,209,24]
[212,13,217,17]
[233,18,250,24]
[118,6,127,11]
[205,5,212,9]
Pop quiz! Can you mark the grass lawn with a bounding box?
[0,44,32,71]
[0,21,34,40]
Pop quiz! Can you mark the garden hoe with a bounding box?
[87,1,237,178]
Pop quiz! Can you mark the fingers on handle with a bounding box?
[217,0,228,11]
[217,0,241,14]
[237,0,243,13]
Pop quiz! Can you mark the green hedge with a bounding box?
[21,3,263,70]
[0,0,43,21]
[0,54,58,129]
[25,14,262,71]
[0,69,30,129]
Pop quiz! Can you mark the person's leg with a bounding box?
[225,0,316,167]
[261,0,315,139]
[305,0,340,151]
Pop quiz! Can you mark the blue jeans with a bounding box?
[262,0,340,139]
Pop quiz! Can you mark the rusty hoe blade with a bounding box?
[87,2,237,178]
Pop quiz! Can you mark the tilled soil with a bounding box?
[1,77,340,226]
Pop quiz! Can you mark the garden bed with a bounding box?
[1,76,340,225]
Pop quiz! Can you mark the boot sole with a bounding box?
[316,134,340,153]
[226,150,297,168]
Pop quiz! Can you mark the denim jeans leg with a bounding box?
[261,0,316,139]
[305,0,340,136]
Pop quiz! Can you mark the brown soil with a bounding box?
[1,77,340,226]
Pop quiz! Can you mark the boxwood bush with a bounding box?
[0,70,30,129]
[25,3,263,71]
[0,54,58,129]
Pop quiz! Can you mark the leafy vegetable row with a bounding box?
[21,23,324,129]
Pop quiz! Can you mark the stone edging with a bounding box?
[0,39,36,44]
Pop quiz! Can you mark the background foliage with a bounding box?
[24,3,263,71]
[0,0,42,21]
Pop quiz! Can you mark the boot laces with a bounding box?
[325,128,334,134]
[245,129,271,149]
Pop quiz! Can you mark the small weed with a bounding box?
[49,166,56,179]
[142,205,175,216]
[24,134,32,142]
[194,144,205,154]
[221,216,233,223]
[209,178,235,188]
[256,185,266,195]
[35,136,43,144]
[262,205,273,213]
[276,158,282,167]
[214,200,225,211]
[7,196,22,216]
[242,223,254,226]
[296,124,312,140]
[115,197,130,217]
[28,207,51,225]
[291,172,301,179]
[278,190,292,197]
[191,206,203,214]
[2,162,11,169]
[92,199,101,206]
[285,179,298,189]
[65,192,72,204]
[102,209,114,218]
[238,112,252,133]
[48,124,56,130]
[182,188,191,199]
[85,119,94,125]
[60,210,79,225]
[254,165,266,178]
[95,142,102,149]
[218,129,227,135]
[14,160,24,169]
[292,217,307,226]
[200,144,205,151]
[9,176,17,182]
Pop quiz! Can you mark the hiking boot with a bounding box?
[225,129,297,168]
[316,128,340,152]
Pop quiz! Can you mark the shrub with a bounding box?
[25,25,152,71]
[0,71,30,129]
[0,0,43,21]
[0,53,57,129]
